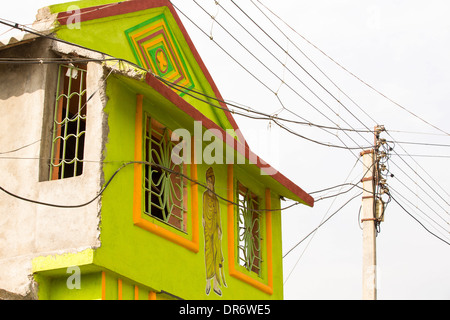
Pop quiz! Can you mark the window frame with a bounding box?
[236,181,263,277]
[49,63,87,181]
[143,115,187,233]
[133,94,199,253]
[227,164,274,295]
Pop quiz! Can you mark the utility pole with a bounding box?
[361,148,377,300]
[360,125,385,300]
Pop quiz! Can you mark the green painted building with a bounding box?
[0,0,313,300]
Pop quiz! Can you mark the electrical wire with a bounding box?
[229,0,376,142]
[391,170,450,226]
[171,1,373,155]
[0,160,301,213]
[283,155,364,285]
[389,186,450,239]
[158,75,373,150]
[254,0,450,137]
[392,154,450,158]
[386,129,450,137]
[153,74,372,133]
[312,160,376,201]
[2,13,449,246]
[0,139,41,155]
[387,140,450,148]
[0,57,119,64]
[388,151,450,211]
[386,130,450,199]
[250,0,379,132]
[0,16,374,156]
[309,183,359,195]
[0,55,375,135]
[391,195,450,246]
[283,192,362,259]
[215,0,377,136]
[196,0,450,229]
[0,1,123,38]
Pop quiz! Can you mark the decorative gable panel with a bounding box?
[125,14,194,97]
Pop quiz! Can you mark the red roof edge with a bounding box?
[57,0,314,207]
[145,73,314,208]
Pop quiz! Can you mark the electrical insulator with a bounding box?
[375,125,385,133]
[380,164,387,171]
[375,199,385,222]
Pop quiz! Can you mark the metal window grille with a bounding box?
[144,115,186,232]
[49,64,87,180]
[237,182,262,276]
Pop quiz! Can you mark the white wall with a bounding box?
[0,39,106,298]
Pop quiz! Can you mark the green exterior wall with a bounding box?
[31,0,297,300]
[93,75,284,299]
[49,1,234,132]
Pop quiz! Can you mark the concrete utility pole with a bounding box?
[360,125,385,300]
[361,148,377,300]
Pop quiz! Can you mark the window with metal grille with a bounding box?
[237,182,262,276]
[144,115,186,232]
[49,64,87,180]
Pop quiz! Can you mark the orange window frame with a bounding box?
[227,164,273,295]
[133,94,199,253]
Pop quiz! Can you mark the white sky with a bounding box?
[1,0,449,300]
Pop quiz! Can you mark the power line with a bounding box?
[392,154,450,159]
[172,1,373,154]
[193,0,380,169]
[1,14,374,159]
[201,0,450,225]
[382,131,450,211]
[0,55,374,135]
[387,140,450,148]
[386,129,450,137]
[0,18,131,63]
[0,57,119,64]
[158,72,373,150]
[0,160,300,213]
[254,0,450,137]
[282,192,362,259]
[309,183,358,195]
[153,74,372,133]
[0,17,373,164]
[230,0,375,139]
[0,2,123,37]
[283,156,364,285]
[391,195,450,247]
[0,139,41,155]
[310,158,376,201]
[386,131,450,201]
[389,149,450,210]
[250,0,379,130]
[389,186,450,240]
[215,0,377,135]
[3,14,449,238]
[389,163,450,224]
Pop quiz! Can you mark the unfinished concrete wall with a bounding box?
[0,38,106,298]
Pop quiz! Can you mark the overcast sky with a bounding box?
[1,0,449,300]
